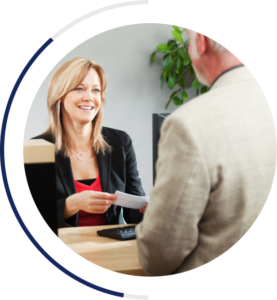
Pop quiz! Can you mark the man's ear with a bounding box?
[196,33,208,56]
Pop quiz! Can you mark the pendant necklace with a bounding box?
[69,146,85,161]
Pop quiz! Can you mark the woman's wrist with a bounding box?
[63,193,80,220]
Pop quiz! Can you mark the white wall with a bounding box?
[24,23,196,196]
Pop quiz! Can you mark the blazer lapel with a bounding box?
[97,151,111,193]
[55,147,112,195]
[55,153,76,196]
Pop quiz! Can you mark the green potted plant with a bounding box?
[151,25,209,110]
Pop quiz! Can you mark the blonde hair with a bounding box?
[189,30,227,55]
[44,57,111,156]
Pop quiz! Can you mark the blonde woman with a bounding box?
[33,57,145,228]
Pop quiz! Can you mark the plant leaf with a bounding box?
[156,44,170,53]
[177,57,184,74]
[151,51,156,64]
[163,55,173,71]
[172,55,178,65]
[169,90,179,99]
[167,39,176,46]
[169,42,177,50]
[192,78,200,92]
[177,49,186,62]
[172,31,183,44]
[189,64,195,76]
[165,98,172,110]
[172,25,182,35]
[167,71,177,90]
[183,52,191,65]
[173,96,183,106]
[177,74,186,87]
[181,91,188,101]
[163,69,170,79]
[163,53,169,61]
[183,39,189,47]
[201,86,209,94]
[179,63,185,74]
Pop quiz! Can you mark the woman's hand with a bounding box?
[139,204,148,214]
[64,191,117,219]
[77,191,117,213]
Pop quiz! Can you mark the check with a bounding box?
[115,191,149,209]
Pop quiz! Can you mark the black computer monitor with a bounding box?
[152,113,170,184]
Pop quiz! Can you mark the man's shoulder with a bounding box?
[170,68,261,122]
[164,86,231,129]
[168,90,217,123]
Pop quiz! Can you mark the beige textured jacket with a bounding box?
[136,66,276,276]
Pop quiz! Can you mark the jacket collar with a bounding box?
[39,132,113,200]
[55,153,76,196]
[55,149,112,195]
[210,65,250,91]
[96,149,112,194]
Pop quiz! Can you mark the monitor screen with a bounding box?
[152,113,170,185]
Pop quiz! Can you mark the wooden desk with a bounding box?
[59,224,146,276]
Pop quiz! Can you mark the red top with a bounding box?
[74,174,108,227]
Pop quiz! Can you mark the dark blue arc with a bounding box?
[0,38,124,298]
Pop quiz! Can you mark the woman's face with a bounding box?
[61,68,102,126]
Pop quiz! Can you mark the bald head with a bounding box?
[187,29,242,86]
[188,30,227,54]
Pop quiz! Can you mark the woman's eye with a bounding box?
[75,87,100,92]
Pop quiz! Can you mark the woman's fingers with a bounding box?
[77,191,118,213]
[88,192,117,206]
[87,196,116,213]
[88,205,111,213]
[90,191,118,200]
[88,199,116,206]
[139,204,148,214]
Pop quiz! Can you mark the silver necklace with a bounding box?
[69,146,85,161]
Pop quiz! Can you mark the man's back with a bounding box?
[136,66,276,275]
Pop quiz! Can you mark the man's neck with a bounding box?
[205,54,243,86]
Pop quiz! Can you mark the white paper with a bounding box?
[115,191,149,209]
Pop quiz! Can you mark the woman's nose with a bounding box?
[83,90,94,101]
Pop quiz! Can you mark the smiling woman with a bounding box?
[32,57,146,228]
[63,69,102,126]
[45,57,110,156]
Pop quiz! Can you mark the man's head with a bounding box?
[187,30,211,86]
[186,29,242,86]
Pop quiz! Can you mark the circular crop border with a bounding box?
[0,1,148,299]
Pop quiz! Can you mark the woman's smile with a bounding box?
[78,105,94,112]
[62,68,101,124]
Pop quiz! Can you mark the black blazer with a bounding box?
[33,127,145,228]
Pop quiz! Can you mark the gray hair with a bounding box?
[189,30,227,54]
